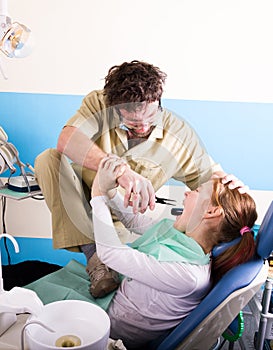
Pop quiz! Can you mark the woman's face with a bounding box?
[173,180,213,233]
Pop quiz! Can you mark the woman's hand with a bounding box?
[91,156,128,198]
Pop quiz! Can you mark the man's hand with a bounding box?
[221,174,249,194]
[117,167,155,214]
[92,155,156,213]
[212,172,249,194]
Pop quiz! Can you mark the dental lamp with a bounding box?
[0,0,32,58]
[0,126,39,192]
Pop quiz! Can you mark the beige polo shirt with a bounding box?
[66,90,222,190]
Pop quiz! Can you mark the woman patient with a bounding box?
[90,156,257,349]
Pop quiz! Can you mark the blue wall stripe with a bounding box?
[163,99,273,190]
[0,92,272,190]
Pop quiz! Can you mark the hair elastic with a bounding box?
[240,226,251,236]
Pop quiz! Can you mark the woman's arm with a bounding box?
[108,191,157,235]
[91,195,198,295]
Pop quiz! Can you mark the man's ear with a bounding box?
[204,205,223,219]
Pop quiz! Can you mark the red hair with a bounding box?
[210,179,257,284]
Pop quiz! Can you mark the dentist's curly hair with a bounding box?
[104,60,167,109]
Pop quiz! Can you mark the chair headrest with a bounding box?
[256,201,273,259]
[212,202,273,260]
[212,238,241,258]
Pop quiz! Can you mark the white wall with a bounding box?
[0,0,273,102]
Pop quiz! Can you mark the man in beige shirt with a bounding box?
[35,60,240,298]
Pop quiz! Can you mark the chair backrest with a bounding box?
[256,201,273,259]
[156,201,273,350]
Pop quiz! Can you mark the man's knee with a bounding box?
[34,148,64,187]
[35,148,61,171]
[35,148,65,178]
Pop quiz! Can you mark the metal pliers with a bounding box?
[155,196,183,215]
[155,196,176,206]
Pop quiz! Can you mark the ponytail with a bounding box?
[211,231,256,284]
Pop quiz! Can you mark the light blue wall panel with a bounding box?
[0,92,272,190]
[0,92,83,166]
[163,99,273,191]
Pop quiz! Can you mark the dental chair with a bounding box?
[152,201,273,350]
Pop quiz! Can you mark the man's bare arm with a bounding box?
[57,126,106,170]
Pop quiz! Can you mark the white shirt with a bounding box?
[91,193,211,348]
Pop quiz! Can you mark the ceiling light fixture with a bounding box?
[0,0,32,58]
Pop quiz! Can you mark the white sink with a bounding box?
[25,300,110,350]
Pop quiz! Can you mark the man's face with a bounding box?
[118,101,160,137]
